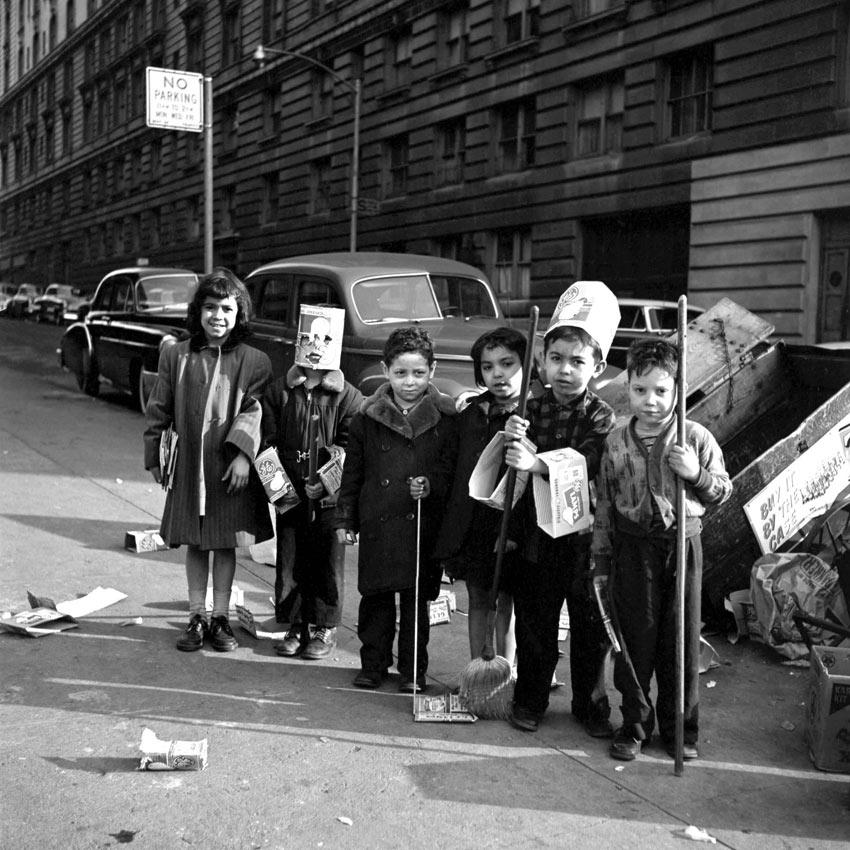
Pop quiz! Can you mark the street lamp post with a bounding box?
[253,44,361,253]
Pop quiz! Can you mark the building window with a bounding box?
[131,65,144,117]
[131,147,143,189]
[222,4,241,67]
[496,98,536,172]
[186,131,203,168]
[385,28,412,90]
[438,4,469,69]
[575,76,624,157]
[575,0,622,17]
[312,68,334,120]
[383,134,409,197]
[150,137,162,181]
[44,120,55,164]
[490,228,532,298]
[262,172,279,224]
[223,105,239,152]
[188,195,201,240]
[99,29,111,69]
[149,208,160,249]
[435,118,465,186]
[666,48,713,139]
[262,0,285,42]
[262,87,279,137]
[219,184,236,233]
[114,77,128,125]
[310,157,332,215]
[113,218,124,255]
[82,93,93,142]
[113,156,125,198]
[499,0,539,46]
[97,84,109,135]
[67,1,76,35]
[185,11,205,73]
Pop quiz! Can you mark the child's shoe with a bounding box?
[176,614,207,652]
[275,624,310,657]
[301,626,337,660]
[398,677,427,694]
[209,615,238,652]
[352,669,384,689]
[610,728,641,760]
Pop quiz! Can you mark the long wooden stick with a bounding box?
[412,497,421,717]
[482,306,539,659]
[674,295,688,776]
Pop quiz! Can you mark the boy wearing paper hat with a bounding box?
[503,281,619,735]
[261,304,364,660]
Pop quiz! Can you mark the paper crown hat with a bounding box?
[544,281,621,359]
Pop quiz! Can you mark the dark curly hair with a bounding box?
[470,326,526,386]
[382,325,434,366]
[543,325,603,363]
[626,338,679,379]
[187,267,252,342]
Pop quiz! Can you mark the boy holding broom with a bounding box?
[503,281,619,735]
[592,338,731,761]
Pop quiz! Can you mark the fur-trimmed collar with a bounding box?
[286,364,345,393]
[363,383,455,438]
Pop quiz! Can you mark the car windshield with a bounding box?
[136,274,197,310]
[353,275,441,323]
[352,273,497,323]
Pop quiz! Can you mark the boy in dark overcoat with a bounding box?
[334,327,456,693]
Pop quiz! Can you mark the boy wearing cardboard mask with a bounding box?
[262,305,363,660]
[504,281,619,735]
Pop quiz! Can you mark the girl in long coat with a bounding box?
[144,268,273,653]
[334,327,456,692]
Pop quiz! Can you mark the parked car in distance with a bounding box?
[33,283,89,325]
[5,283,43,318]
[244,252,506,406]
[0,283,18,314]
[58,266,198,408]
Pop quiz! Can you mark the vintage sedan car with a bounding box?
[33,283,89,324]
[58,266,198,407]
[5,283,43,318]
[244,252,505,405]
[0,283,18,314]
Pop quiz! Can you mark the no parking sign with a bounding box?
[146,67,204,132]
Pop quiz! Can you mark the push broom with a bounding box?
[674,294,688,776]
[459,306,539,719]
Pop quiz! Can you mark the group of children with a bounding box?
[144,268,731,762]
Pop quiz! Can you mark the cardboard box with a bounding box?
[468,431,531,510]
[0,607,78,637]
[429,596,451,626]
[533,448,591,537]
[414,692,477,723]
[805,645,850,773]
[138,728,207,771]
[253,446,299,511]
[125,529,167,553]
[318,445,345,495]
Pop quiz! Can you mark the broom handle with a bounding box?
[483,306,540,660]
[674,295,688,777]
[412,496,422,716]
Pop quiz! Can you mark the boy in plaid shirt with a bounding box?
[504,282,619,735]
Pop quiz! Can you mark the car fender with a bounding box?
[58,321,94,373]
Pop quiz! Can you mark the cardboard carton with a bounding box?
[533,448,591,537]
[253,446,299,511]
[468,431,531,510]
[125,529,168,553]
[428,596,451,626]
[805,645,850,772]
[138,728,208,771]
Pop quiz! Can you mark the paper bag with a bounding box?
[533,448,591,537]
[468,431,531,510]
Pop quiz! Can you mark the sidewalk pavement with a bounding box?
[0,358,848,849]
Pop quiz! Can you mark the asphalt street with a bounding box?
[0,317,847,849]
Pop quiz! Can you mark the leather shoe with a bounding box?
[301,627,337,660]
[610,728,642,761]
[353,669,384,689]
[176,614,207,652]
[509,705,540,732]
[398,677,427,694]
[209,615,238,652]
[665,741,699,760]
[275,625,310,657]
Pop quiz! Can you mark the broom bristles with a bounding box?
[459,655,514,720]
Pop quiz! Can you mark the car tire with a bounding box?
[77,348,100,397]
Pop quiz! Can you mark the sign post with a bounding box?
[146,67,212,273]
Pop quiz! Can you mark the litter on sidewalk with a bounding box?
[413,692,477,723]
[138,728,208,771]
[0,586,127,637]
[236,605,288,639]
